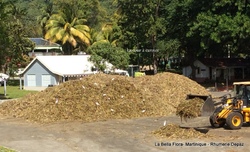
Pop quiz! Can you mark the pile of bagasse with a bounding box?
[0,72,209,123]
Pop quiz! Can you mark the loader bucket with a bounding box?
[186,94,215,116]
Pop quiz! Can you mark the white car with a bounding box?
[114,69,130,77]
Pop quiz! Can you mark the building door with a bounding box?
[42,75,51,86]
[27,75,36,86]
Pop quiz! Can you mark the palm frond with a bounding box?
[71,18,77,27]
[89,30,99,44]
[45,14,65,29]
[75,25,91,40]
[55,29,66,41]
[64,22,70,31]
[50,14,65,24]
[96,32,105,41]
[68,36,77,47]
[45,19,59,30]
[45,27,61,41]
[81,31,91,40]
[75,18,88,25]
[74,25,90,32]
[111,39,117,47]
[70,27,90,46]
[101,23,113,32]
[62,33,69,44]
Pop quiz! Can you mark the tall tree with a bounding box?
[92,23,119,47]
[44,0,110,54]
[87,22,129,70]
[52,0,106,30]
[0,0,10,73]
[116,0,167,74]
[187,0,250,57]
[87,41,129,70]
[0,0,34,74]
[45,13,91,55]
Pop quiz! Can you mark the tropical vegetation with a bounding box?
[1,0,250,76]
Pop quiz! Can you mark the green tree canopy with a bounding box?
[0,0,34,74]
[4,0,250,74]
[87,41,129,70]
[187,0,250,57]
[116,0,167,73]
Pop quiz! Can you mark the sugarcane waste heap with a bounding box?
[0,72,210,123]
[176,97,204,122]
[153,123,211,139]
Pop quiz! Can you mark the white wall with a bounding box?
[193,60,209,78]
[182,66,192,77]
[182,60,209,79]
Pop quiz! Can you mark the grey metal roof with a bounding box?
[29,38,62,51]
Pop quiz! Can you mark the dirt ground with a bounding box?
[1,91,250,152]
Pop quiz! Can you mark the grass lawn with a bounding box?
[0,146,16,152]
[0,86,37,99]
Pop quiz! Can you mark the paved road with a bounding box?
[0,115,250,152]
[209,91,233,98]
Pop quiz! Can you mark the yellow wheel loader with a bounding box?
[210,81,250,130]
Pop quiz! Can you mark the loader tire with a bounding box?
[226,112,243,130]
[209,113,225,128]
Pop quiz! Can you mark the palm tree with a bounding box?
[45,13,91,54]
[91,23,118,47]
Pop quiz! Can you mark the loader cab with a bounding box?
[233,82,250,107]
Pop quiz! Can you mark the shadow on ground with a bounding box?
[0,94,10,100]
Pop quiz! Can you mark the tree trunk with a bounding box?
[152,0,161,75]
[153,51,157,74]
[63,42,74,55]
